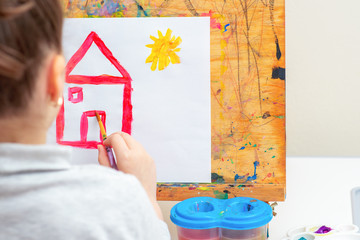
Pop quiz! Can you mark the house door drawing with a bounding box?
[56,31,133,149]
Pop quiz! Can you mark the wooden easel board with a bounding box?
[63,0,286,202]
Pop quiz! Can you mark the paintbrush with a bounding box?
[95,112,117,170]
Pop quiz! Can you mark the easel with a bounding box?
[63,0,286,202]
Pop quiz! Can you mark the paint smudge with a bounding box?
[134,0,150,17]
[265,147,274,152]
[234,173,250,182]
[234,174,242,182]
[269,0,282,60]
[247,161,260,181]
[146,29,182,71]
[211,173,225,183]
[201,10,226,30]
[224,24,230,32]
[275,41,282,60]
[214,190,228,199]
[314,226,332,234]
[262,173,272,181]
[262,111,271,119]
[86,0,121,17]
[234,161,260,182]
[272,67,285,80]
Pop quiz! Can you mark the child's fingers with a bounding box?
[120,132,139,150]
[97,145,111,167]
[103,132,130,164]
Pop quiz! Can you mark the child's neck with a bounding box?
[0,117,47,145]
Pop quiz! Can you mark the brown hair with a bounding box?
[0,0,63,116]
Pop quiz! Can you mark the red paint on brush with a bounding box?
[56,31,133,149]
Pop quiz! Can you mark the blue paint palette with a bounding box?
[171,197,273,240]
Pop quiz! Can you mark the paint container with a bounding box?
[282,232,316,240]
[287,226,307,237]
[170,197,273,240]
[335,224,359,233]
[285,224,360,239]
[221,226,268,240]
[290,233,315,240]
[325,233,360,240]
[177,227,221,240]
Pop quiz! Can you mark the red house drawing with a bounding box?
[56,31,133,149]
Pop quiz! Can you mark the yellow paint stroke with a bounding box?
[145,28,182,71]
[220,39,227,49]
[220,112,224,120]
[220,50,226,62]
[220,40,227,75]
[221,65,228,75]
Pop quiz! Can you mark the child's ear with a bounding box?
[47,54,65,105]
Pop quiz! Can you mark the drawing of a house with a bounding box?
[56,31,133,149]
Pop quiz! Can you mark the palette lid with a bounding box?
[170,197,273,230]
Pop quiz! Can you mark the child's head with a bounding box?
[0,0,64,120]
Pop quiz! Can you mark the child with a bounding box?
[0,0,170,239]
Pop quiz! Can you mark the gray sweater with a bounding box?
[0,143,170,240]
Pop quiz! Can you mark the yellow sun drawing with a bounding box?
[145,28,182,71]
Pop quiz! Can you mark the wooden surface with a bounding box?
[63,0,286,202]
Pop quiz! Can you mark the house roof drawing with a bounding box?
[65,31,132,85]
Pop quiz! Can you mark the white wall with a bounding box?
[159,0,360,239]
[286,0,360,156]
[269,157,360,239]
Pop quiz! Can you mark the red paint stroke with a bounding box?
[262,173,272,181]
[67,75,130,85]
[80,110,106,142]
[68,87,84,103]
[56,31,133,149]
[58,110,106,149]
[59,141,100,149]
[201,10,222,30]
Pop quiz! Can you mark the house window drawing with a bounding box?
[68,87,84,103]
[56,31,133,149]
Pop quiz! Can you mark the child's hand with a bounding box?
[97,132,163,220]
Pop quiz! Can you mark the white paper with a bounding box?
[48,17,211,183]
